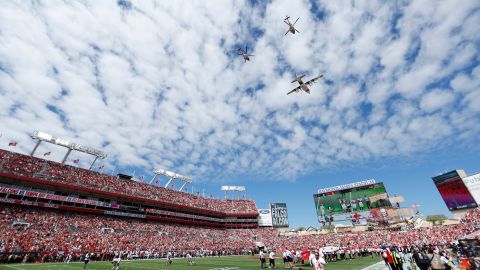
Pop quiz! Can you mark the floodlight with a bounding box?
[151,167,192,191]
[30,131,107,169]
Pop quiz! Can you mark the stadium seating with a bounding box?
[0,205,274,263]
[0,150,256,214]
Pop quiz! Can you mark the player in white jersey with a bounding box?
[65,253,72,264]
[285,249,293,268]
[268,250,275,268]
[309,250,316,266]
[165,251,173,266]
[340,199,347,213]
[312,252,326,270]
[358,197,364,209]
[351,199,357,211]
[295,250,301,264]
[259,250,266,268]
[112,253,121,270]
[186,252,194,265]
[83,253,90,270]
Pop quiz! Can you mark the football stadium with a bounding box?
[0,146,479,270]
[1,1,480,270]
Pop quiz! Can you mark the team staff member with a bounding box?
[269,250,276,268]
[259,250,266,268]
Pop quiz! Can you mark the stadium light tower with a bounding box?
[150,168,192,191]
[30,131,107,169]
[221,186,246,199]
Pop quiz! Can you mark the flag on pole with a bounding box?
[8,142,17,146]
[98,165,104,170]
[73,159,80,164]
[44,152,51,156]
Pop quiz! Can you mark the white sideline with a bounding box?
[360,261,389,270]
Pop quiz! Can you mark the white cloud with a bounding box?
[420,89,455,113]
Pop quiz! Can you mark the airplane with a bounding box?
[286,74,323,95]
[236,46,254,62]
[284,15,300,36]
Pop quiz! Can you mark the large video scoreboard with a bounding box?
[432,170,477,211]
[313,180,391,223]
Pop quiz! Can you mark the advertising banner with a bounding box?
[463,173,480,206]
[258,209,273,226]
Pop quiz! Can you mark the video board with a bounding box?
[432,170,477,210]
[313,181,391,223]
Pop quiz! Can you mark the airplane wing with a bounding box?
[305,75,324,86]
[286,86,302,95]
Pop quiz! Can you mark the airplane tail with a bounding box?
[291,74,305,83]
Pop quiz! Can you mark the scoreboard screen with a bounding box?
[433,171,477,210]
[314,182,391,222]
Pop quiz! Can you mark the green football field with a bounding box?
[0,255,383,270]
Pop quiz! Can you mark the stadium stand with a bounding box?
[0,205,272,263]
[0,149,256,213]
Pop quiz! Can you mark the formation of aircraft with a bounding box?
[286,75,324,95]
[235,15,323,96]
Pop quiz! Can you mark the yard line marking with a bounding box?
[360,261,388,270]
[3,265,26,270]
[120,264,167,270]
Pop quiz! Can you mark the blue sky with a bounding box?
[0,0,479,228]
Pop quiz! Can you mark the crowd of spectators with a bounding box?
[264,223,473,251]
[0,206,269,263]
[462,208,480,229]
[0,150,256,213]
[1,205,479,264]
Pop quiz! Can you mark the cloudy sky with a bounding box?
[0,0,479,227]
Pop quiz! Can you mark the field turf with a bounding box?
[0,255,383,270]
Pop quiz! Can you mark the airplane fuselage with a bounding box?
[299,83,310,93]
[294,79,310,93]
